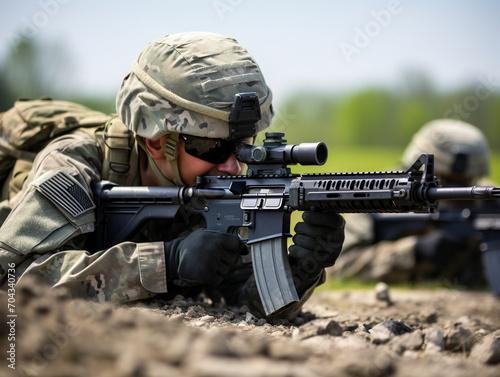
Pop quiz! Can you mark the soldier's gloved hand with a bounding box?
[164,228,247,286]
[289,211,345,287]
[414,230,461,268]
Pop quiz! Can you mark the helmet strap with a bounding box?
[163,132,185,186]
[136,134,185,187]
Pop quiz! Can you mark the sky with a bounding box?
[1,0,499,106]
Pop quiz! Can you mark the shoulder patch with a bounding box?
[37,170,95,218]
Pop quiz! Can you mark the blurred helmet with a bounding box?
[401,119,490,178]
[116,31,273,141]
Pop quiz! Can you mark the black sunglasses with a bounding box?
[180,134,237,164]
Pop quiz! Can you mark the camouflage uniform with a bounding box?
[0,128,154,302]
[331,119,492,285]
[329,213,418,283]
[0,32,322,319]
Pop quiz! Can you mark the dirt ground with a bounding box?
[1,277,500,377]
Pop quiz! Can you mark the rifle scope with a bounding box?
[236,132,328,166]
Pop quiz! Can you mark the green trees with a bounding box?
[273,86,500,150]
[0,38,114,114]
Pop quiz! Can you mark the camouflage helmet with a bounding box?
[116,31,273,141]
[401,119,490,177]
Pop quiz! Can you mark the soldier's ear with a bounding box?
[144,136,168,160]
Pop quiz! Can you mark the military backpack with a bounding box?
[0,97,136,199]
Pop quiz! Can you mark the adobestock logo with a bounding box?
[269,105,297,132]
[339,0,405,63]
[212,0,243,21]
[443,74,500,120]
[6,0,71,49]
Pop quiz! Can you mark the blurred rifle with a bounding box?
[372,203,500,294]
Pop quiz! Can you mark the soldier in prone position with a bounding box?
[331,119,500,292]
[0,32,344,319]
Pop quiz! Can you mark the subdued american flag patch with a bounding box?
[38,171,95,218]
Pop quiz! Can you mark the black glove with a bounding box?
[414,230,461,268]
[164,229,246,286]
[289,211,345,286]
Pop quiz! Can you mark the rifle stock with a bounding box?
[91,133,500,315]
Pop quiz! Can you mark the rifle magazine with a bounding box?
[251,237,299,316]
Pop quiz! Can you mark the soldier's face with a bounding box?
[146,135,245,186]
[176,138,244,185]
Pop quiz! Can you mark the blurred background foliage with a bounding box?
[0,38,116,115]
[1,38,499,182]
[268,84,500,150]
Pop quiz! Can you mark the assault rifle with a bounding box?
[91,132,500,315]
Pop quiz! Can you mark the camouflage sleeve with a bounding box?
[0,133,168,303]
[329,213,418,283]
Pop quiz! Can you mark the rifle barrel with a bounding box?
[427,186,500,200]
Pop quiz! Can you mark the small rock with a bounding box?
[444,325,474,352]
[294,319,343,339]
[424,312,438,324]
[239,305,250,314]
[425,327,444,354]
[354,324,370,334]
[256,318,267,326]
[353,324,371,341]
[390,330,424,354]
[470,329,500,364]
[245,312,257,324]
[375,282,393,305]
[370,320,412,344]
